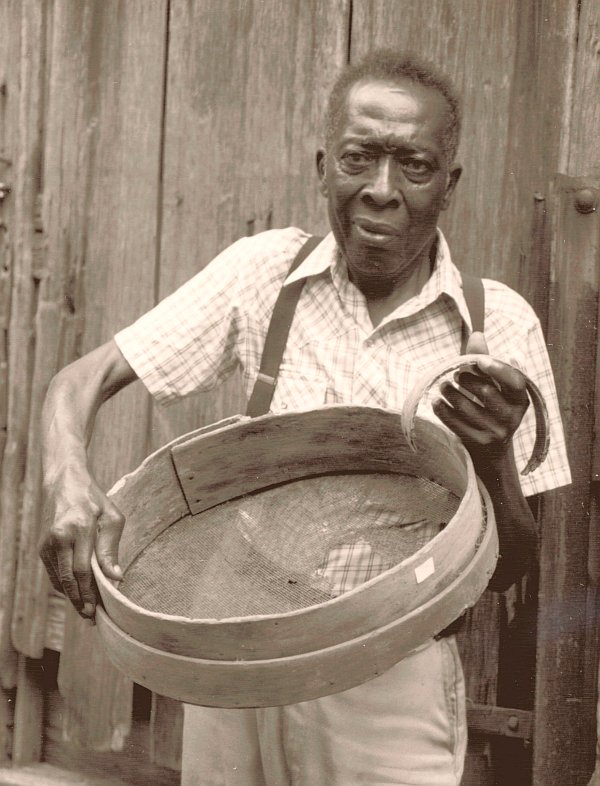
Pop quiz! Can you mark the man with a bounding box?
[40,50,570,785]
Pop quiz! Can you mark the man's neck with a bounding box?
[363,246,435,328]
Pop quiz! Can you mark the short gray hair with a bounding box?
[325,49,462,163]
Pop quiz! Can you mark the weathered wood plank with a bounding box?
[565,0,600,177]
[44,687,180,786]
[0,687,14,768]
[0,0,46,691]
[148,0,351,759]
[25,0,170,751]
[351,0,519,283]
[152,0,350,448]
[533,174,600,786]
[11,656,43,766]
[58,610,133,752]
[0,763,132,786]
[149,695,182,771]
[533,5,600,782]
[466,702,533,741]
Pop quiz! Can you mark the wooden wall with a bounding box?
[0,2,599,785]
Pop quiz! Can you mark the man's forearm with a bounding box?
[42,339,137,482]
[39,339,138,615]
[477,446,537,592]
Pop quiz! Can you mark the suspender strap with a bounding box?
[437,270,485,640]
[460,272,485,353]
[246,235,323,418]
[247,239,484,417]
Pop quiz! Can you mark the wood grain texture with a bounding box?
[11,657,43,766]
[94,512,497,708]
[565,0,600,176]
[95,409,491,662]
[351,1,576,295]
[31,0,169,752]
[0,0,46,691]
[0,687,13,768]
[151,0,350,448]
[149,694,182,771]
[533,175,600,786]
[146,0,350,757]
[0,762,132,786]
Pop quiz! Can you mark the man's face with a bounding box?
[317,78,461,294]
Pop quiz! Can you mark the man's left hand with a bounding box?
[432,332,530,473]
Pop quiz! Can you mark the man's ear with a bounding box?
[441,163,462,211]
[316,148,328,197]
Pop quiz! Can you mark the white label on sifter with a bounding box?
[415,557,435,584]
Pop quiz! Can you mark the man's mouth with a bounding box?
[352,218,401,246]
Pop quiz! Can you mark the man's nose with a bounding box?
[361,157,400,208]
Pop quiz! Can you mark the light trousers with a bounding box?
[181,637,467,786]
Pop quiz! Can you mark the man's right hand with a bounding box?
[39,465,125,619]
[38,339,138,619]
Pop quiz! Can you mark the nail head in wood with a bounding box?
[574,188,597,214]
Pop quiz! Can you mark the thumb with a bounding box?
[465,330,489,355]
[95,501,125,581]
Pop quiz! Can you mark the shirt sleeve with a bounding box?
[509,318,571,497]
[114,236,251,405]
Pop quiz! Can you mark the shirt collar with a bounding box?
[284,229,475,331]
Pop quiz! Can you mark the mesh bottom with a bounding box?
[119,472,459,620]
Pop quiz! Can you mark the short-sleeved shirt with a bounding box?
[115,227,571,786]
[116,226,571,500]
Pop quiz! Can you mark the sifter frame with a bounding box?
[93,406,491,661]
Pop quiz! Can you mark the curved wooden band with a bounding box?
[94,483,497,708]
[400,353,550,476]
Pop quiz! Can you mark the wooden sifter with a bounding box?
[92,356,548,708]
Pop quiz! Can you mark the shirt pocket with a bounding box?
[270,366,327,413]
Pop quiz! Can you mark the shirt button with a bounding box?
[280,402,288,410]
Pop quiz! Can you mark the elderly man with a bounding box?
[40,50,570,786]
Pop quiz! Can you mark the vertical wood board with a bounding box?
[12,657,43,766]
[152,0,350,447]
[533,175,600,786]
[149,694,182,771]
[41,0,169,752]
[566,0,600,176]
[0,0,46,691]
[351,0,576,297]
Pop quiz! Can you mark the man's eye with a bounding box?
[402,159,432,176]
[341,151,372,167]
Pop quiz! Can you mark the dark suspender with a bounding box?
[246,236,485,638]
[247,236,485,418]
[461,272,485,352]
[246,235,323,418]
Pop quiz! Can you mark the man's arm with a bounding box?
[39,339,138,618]
[432,333,537,592]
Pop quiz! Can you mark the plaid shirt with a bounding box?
[116,228,571,594]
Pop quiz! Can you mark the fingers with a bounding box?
[435,382,511,444]
[432,398,493,446]
[48,511,97,616]
[38,491,125,619]
[469,358,529,405]
[73,533,96,617]
[95,500,125,581]
[39,543,65,596]
[434,360,530,452]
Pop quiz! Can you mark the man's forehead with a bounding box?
[336,78,450,145]
[346,77,448,116]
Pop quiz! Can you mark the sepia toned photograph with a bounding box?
[0,2,598,784]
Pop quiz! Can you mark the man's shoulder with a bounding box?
[215,227,314,315]
[223,227,311,276]
[480,276,540,331]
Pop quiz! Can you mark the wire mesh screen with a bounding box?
[119,472,459,620]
